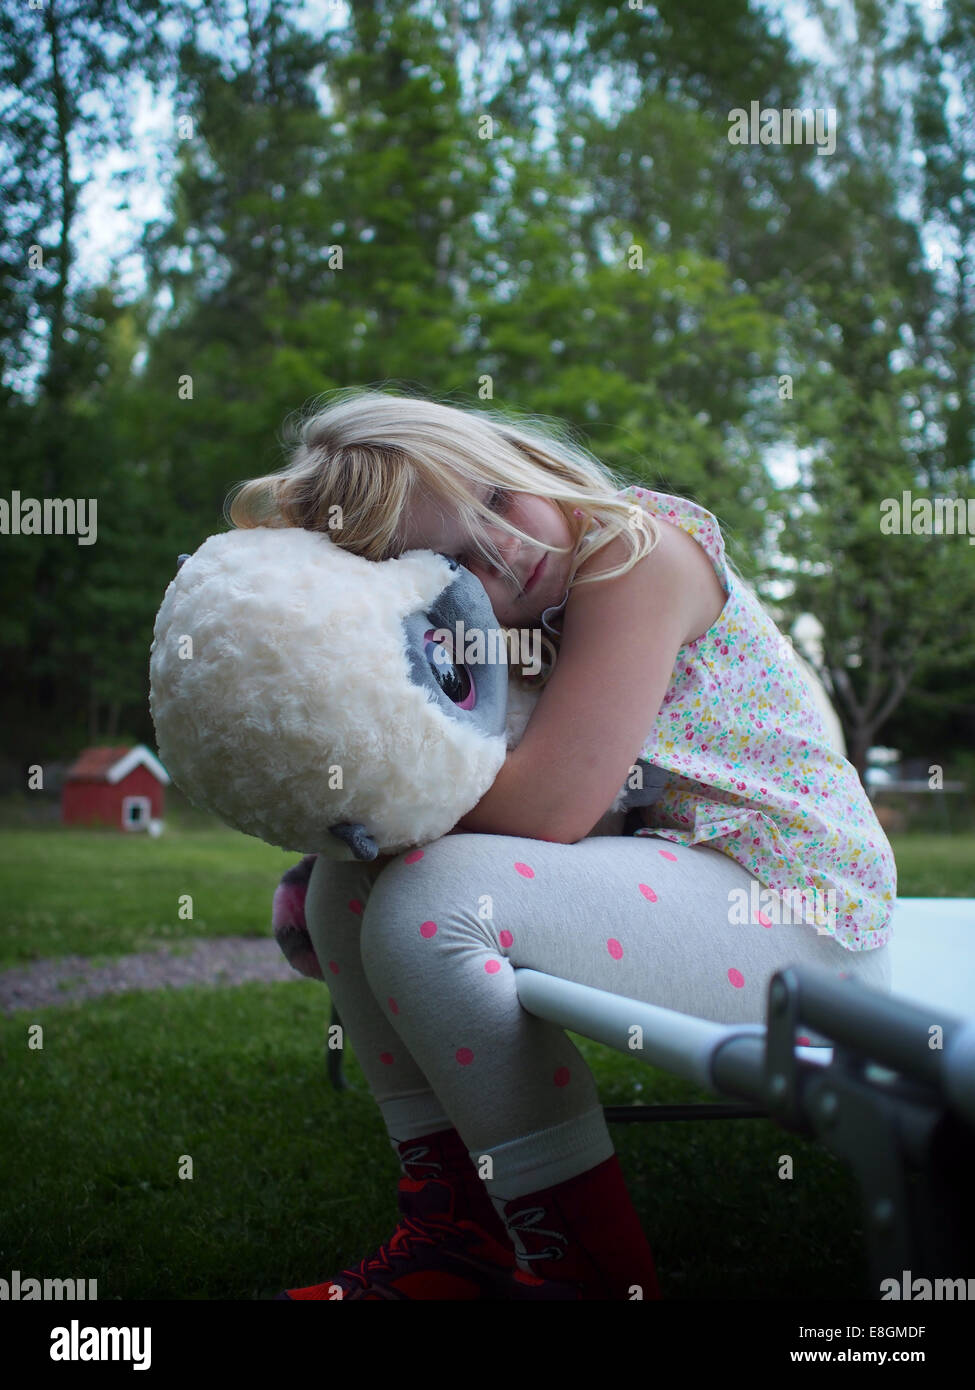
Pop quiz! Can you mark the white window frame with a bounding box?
[122,795,152,830]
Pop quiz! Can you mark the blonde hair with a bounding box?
[224,385,660,687]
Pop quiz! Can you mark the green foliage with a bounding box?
[0,0,972,773]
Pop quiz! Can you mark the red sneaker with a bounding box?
[276,1174,582,1301]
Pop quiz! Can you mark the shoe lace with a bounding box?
[501,1205,568,1263]
[340,1216,446,1291]
[397,1141,444,1183]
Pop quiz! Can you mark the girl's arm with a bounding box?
[453,518,725,845]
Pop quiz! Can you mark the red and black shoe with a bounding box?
[275,1173,583,1300]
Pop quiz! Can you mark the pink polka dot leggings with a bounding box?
[303,831,892,1200]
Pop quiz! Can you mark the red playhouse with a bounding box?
[61,745,170,832]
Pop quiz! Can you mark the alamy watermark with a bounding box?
[727,102,837,156]
[880,492,975,544]
[881,1269,974,1299]
[1,1268,97,1299]
[429,620,541,678]
[0,491,97,545]
[729,880,837,936]
[50,1320,151,1370]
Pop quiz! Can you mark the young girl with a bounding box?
[227,387,897,1302]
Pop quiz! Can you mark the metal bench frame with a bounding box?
[325,957,975,1299]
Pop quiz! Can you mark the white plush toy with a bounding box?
[148,526,668,863]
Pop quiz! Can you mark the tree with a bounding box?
[0,0,181,748]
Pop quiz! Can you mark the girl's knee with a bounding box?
[363,834,483,919]
[359,835,501,978]
[358,844,441,968]
[839,941,892,994]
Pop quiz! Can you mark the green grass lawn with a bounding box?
[0,801,294,966]
[0,795,970,1300]
[885,832,975,897]
[1,983,873,1300]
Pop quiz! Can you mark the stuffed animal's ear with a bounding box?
[329,822,379,860]
[504,679,540,749]
[612,760,670,812]
[271,855,323,981]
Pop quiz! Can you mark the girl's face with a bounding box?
[399,483,577,627]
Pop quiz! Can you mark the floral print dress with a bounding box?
[619,485,896,952]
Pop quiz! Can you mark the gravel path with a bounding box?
[0,938,303,1016]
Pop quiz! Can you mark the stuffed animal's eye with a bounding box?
[423,630,475,709]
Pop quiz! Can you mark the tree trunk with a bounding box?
[43,1,77,418]
[846,724,873,789]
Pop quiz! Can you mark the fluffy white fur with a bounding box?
[149,528,513,857]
